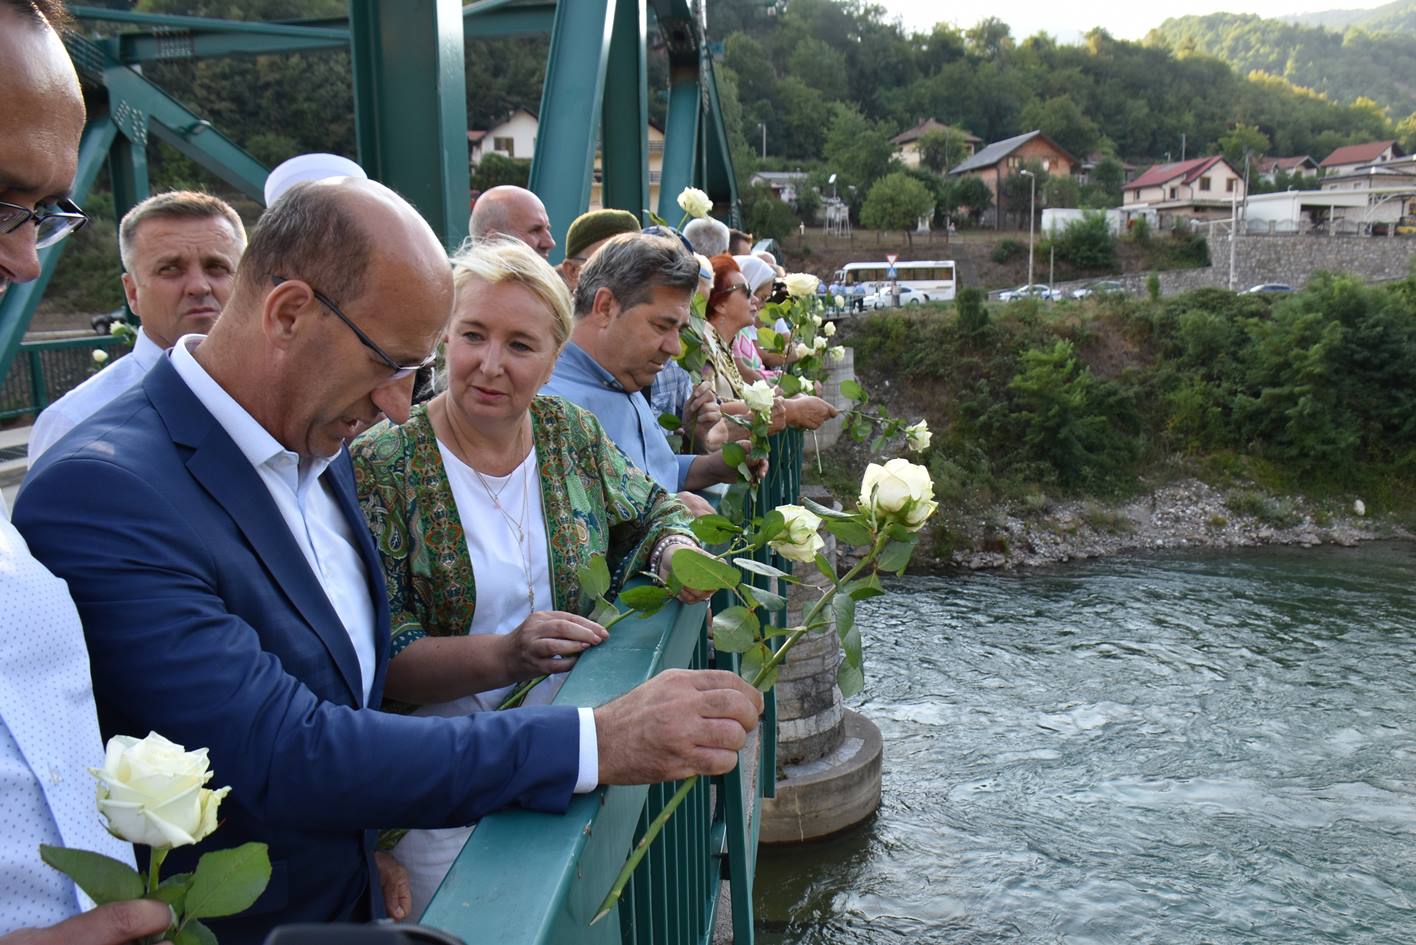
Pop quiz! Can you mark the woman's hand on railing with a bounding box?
[592,668,764,785]
[501,610,609,680]
[657,543,713,605]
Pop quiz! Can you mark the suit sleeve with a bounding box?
[13,456,580,832]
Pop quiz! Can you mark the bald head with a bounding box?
[232,177,449,315]
[0,1,86,295]
[469,185,555,258]
[202,177,451,458]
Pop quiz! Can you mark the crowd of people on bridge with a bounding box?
[0,2,840,942]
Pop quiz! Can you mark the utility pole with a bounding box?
[1020,168,1036,288]
[1180,132,1186,163]
[758,122,766,160]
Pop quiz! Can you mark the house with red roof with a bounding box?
[1122,156,1245,224]
[1256,155,1318,183]
[1319,140,1405,177]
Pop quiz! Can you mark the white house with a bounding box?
[1318,140,1405,177]
[467,107,539,167]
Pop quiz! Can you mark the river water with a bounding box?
[755,543,1416,944]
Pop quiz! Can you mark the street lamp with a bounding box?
[1020,169,1036,289]
[758,122,766,160]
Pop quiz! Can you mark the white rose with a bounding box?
[676,187,712,219]
[108,321,124,335]
[812,335,828,353]
[769,505,826,563]
[741,379,775,416]
[784,273,819,298]
[905,419,931,452]
[828,345,846,363]
[92,349,109,364]
[792,342,812,360]
[822,321,836,337]
[834,294,846,308]
[859,458,938,531]
[90,732,231,848]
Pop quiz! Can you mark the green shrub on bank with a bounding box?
[991,239,1026,263]
[1045,211,1116,271]
[847,273,1416,496]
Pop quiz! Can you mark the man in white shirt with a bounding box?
[0,1,181,942]
[27,191,245,461]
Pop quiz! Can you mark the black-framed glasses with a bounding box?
[273,276,437,380]
[0,198,89,249]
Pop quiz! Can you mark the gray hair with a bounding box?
[235,181,371,304]
[118,191,246,271]
[683,216,730,257]
[572,233,699,317]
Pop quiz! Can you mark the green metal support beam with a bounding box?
[528,0,617,263]
[349,0,471,249]
[699,56,740,225]
[599,0,648,217]
[651,0,703,221]
[656,73,700,221]
[0,117,118,390]
[68,6,350,41]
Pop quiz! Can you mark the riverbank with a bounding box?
[927,477,1412,570]
[812,276,1416,572]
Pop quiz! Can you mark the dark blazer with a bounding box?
[15,358,580,945]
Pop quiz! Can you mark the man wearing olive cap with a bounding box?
[558,208,641,291]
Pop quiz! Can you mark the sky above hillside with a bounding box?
[877,0,1393,42]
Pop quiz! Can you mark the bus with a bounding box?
[832,260,957,308]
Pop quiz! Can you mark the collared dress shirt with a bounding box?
[645,360,695,436]
[0,508,136,934]
[168,338,598,783]
[542,341,694,492]
[169,335,378,704]
[28,328,164,463]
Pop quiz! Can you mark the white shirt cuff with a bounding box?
[574,705,599,793]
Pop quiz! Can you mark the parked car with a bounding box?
[864,285,926,309]
[998,284,1058,302]
[90,307,128,334]
[1070,280,1126,299]
[1242,283,1294,295]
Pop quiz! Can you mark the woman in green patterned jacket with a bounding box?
[350,236,703,917]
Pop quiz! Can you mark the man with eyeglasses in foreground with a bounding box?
[0,1,175,943]
[15,176,762,944]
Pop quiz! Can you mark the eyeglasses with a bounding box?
[273,276,437,380]
[720,283,751,297]
[0,198,89,249]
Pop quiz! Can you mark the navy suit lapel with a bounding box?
[145,360,365,707]
[326,455,390,706]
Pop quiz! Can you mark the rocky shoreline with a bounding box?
[921,478,1411,571]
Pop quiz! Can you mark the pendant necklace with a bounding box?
[472,449,537,616]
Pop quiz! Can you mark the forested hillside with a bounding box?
[67,0,1415,229]
[1148,11,1416,120]
[1286,0,1416,34]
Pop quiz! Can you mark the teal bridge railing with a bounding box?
[422,429,804,945]
[0,335,126,423]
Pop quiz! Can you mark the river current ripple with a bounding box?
[755,543,1416,944]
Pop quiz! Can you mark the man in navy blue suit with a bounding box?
[15,177,762,945]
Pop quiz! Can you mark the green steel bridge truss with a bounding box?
[0,0,740,389]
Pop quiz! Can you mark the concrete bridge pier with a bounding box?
[759,494,883,845]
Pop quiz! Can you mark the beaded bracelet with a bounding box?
[649,535,699,580]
